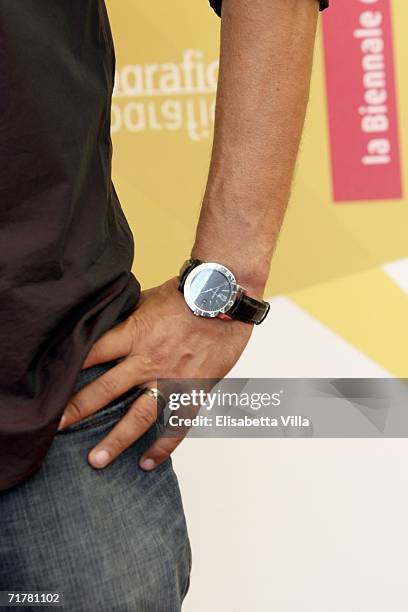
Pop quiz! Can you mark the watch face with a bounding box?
[184,263,238,317]
[190,269,232,312]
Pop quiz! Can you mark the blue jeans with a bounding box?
[0,359,192,611]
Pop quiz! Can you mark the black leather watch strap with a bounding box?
[227,292,270,325]
[178,258,202,292]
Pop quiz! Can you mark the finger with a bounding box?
[88,390,158,469]
[139,435,185,471]
[82,317,134,369]
[58,355,155,429]
[139,381,207,470]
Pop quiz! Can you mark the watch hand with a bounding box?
[206,285,224,294]
[200,284,226,295]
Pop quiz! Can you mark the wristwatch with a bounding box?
[178,258,270,325]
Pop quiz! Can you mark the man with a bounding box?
[0,0,328,610]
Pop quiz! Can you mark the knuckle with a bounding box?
[126,315,139,343]
[107,434,129,457]
[152,440,172,461]
[66,396,84,420]
[98,375,120,401]
[130,313,151,341]
[130,401,156,428]
[139,354,158,377]
[87,343,102,363]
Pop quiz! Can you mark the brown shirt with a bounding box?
[0,1,140,491]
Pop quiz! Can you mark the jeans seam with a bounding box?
[181,542,192,601]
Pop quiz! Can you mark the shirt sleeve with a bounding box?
[209,0,329,18]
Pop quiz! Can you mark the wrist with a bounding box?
[190,249,269,299]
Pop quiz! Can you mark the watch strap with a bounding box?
[178,258,202,292]
[227,292,270,326]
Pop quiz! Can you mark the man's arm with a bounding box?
[59,0,323,470]
[193,0,320,298]
[210,0,328,17]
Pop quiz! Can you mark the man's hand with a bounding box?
[58,277,252,470]
[58,0,321,470]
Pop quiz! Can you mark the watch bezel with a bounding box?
[183,262,239,318]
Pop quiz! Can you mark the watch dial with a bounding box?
[190,269,232,312]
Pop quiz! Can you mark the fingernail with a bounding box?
[140,457,155,471]
[57,415,66,430]
[90,449,110,469]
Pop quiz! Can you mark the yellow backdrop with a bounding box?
[107,0,408,376]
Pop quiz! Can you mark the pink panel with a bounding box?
[322,0,402,202]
